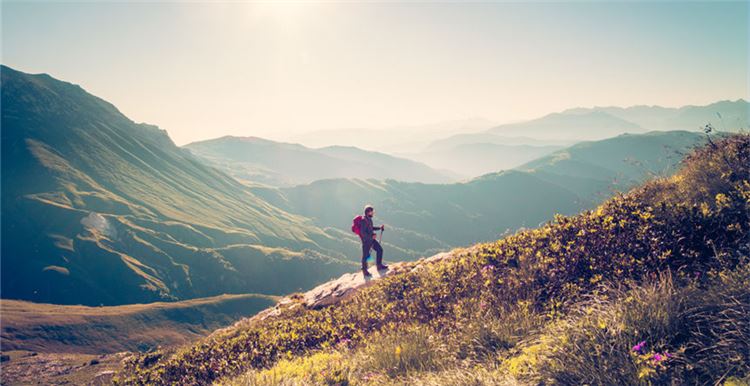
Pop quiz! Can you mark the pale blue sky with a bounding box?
[2,1,748,145]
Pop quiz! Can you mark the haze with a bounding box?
[2,1,748,146]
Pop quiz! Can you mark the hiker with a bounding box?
[353,205,387,277]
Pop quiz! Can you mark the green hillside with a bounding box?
[0,294,277,354]
[1,65,354,306]
[184,136,455,187]
[252,131,705,259]
[518,131,706,200]
[118,134,750,386]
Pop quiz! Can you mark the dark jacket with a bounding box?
[359,215,381,243]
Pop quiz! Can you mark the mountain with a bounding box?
[183,137,456,187]
[410,100,744,177]
[0,65,356,306]
[289,117,498,154]
[489,110,645,140]
[253,171,582,257]
[423,133,572,152]
[250,131,706,259]
[119,134,750,386]
[493,99,748,142]
[586,99,749,132]
[518,130,706,200]
[404,142,562,177]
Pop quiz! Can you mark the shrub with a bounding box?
[515,263,750,385]
[218,351,352,386]
[450,300,543,362]
[359,324,446,378]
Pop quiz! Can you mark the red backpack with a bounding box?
[351,215,363,236]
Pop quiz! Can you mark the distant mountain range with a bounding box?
[184,136,456,187]
[405,100,747,176]
[289,118,498,154]
[402,142,563,177]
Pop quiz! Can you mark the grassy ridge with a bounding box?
[119,134,749,385]
[0,294,277,354]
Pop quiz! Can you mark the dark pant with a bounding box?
[361,239,383,270]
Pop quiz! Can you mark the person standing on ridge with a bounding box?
[359,205,387,277]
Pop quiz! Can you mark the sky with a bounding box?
[2,1,748,145]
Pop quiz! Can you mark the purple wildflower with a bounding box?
[653,353,663,362]
[632,340,646,353]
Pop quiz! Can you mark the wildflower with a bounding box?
[395,346,401,356]
[652,353,663,362]
[479,301,488,310]
[632,340,646,353]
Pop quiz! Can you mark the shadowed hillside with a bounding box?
[1,65,355,306]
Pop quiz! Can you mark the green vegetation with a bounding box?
[1,65,355,305]
[0,294,276,354]
[118,134,749,385]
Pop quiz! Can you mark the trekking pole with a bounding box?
[379,227,384,243]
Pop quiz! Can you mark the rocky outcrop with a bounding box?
[210,251,459,338]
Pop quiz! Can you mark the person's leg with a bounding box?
[372,240,386,269]
[361,241,372,274]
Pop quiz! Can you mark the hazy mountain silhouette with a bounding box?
[184,136,456,187]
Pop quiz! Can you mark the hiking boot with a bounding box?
[362,269,372,278]
[376,264,389,271]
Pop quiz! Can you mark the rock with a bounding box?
[302,250,459,309]
[211,250,460,335]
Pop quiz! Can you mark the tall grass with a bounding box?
[516,264,750,385]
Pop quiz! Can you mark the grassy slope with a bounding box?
[1,65,353,306]
[251,131,705,259]
[0,294,277,354]
[119,135,749,385]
